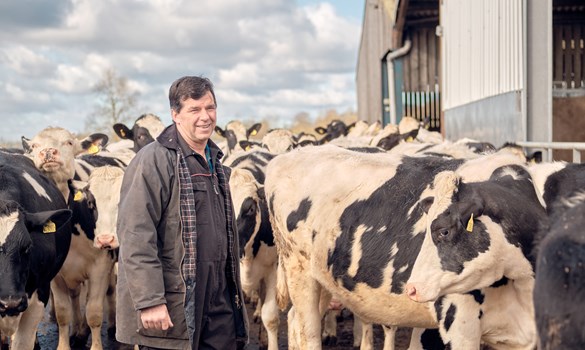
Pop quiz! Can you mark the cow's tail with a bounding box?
[276,254,290,311]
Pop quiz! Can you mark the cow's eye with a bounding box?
[65,140,74,146]
[246,205,256,216]
[31,143,39,149]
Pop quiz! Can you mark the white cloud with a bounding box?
[0,0,362,144]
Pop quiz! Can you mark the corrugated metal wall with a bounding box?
[441,0,524,109]
[356,0,397,124]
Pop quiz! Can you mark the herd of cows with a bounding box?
[0,113,583,350]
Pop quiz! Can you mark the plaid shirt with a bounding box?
[176,145,239,303]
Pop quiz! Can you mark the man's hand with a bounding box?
[140,304,174,330]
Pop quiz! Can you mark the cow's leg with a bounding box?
[318,289,337,346]
[382,325,396,350]
[106,270,117,338]
[321,310,338,345]
[284,255,322,349]
[287,306,299,350]
[436,294,481,349]
[85,258,114,350]
[51,276,73,350]
[356,318,373,350]
[70,283,90,347]
[10,292,43,350]
[261,266,279,350]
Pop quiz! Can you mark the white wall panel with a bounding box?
[441,0,524,109]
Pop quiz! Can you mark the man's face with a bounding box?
[172,91,217,146]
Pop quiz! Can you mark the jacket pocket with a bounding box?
[192,181,211,224]
[136,291,188,340]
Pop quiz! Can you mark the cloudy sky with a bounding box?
[0,0,364,144]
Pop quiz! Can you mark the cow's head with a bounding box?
[261,129,295,154]
[113,113,165,153]
[314,120,350,141]
[230,168,263,259]
[22,127,106,182]
[74,166,123,250]
[405,169,543,302]
[215,121,262,155]
[89,166,123,250]
[0,200,71,317]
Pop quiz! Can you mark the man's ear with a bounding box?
[171,109,179,124]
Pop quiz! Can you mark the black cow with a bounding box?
[0,151,72,349]
[534,191,585,349]
[532,162,585,349]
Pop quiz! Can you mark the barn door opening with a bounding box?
[401,25,441,132]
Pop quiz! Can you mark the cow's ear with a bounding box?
[81,133,108,154]
[421,197,434,214]
[315,127,326,135]
[347,122,357,132]
[21,136,32,153]
[214,126,226,138]
[25,209,72,234]
[298,140,316,147]
[113,124,133,140]
[239,140,253,152]
[247,123,262,138]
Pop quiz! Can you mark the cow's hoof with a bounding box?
[107,326,117,338]
[322,336,337,346]
[69,333,89,349]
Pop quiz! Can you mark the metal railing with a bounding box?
[516,141,585,163]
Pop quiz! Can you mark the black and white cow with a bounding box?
[264,145,528,349]
[51,166,124,350]
[405,164,550,349]
[215,120,263,157]
[113,113,165,153]
[225,150,279,349]
[0,151,72,350]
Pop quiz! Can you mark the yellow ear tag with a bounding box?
[43,220,56,234]
[119,129,126,137]
[466,213,474,232]
[88,144,99,154]
[245,145,251,151]
[406,136,414,142]
[250,130,257,136]
[74,190,83,202]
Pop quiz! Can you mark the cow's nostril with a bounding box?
[405,285,417,298]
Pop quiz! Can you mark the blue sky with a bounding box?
[0,0,365,144]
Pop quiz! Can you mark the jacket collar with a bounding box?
[157,123,224,161]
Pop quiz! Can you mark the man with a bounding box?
[116,76,249,350]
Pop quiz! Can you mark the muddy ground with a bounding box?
[34,301,412,349]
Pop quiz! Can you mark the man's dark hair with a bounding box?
[169,76,216,112]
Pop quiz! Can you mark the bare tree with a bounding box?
[85,68,139,136]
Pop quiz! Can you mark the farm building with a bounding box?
[356,0,585,160]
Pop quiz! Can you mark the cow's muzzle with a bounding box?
[0,295,28,316]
